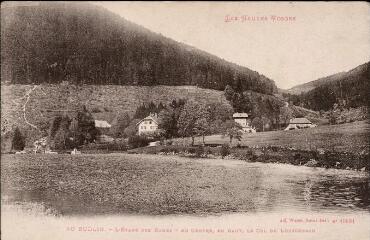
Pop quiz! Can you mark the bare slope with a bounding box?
[1,84,231,145]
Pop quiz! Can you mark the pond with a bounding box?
[1,154,369,240]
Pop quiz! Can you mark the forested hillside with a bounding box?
[283,62,370,111]
[1,2,276,94]
[287,72,347,95]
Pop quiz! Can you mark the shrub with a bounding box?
[91,107,102,113]
[220,144,230,159]
[81,142,128,151]
[159,148,169,153]
[195,145,205,158]
[187,147,196,154]
[206,148,214,155]
[128,135,150,149]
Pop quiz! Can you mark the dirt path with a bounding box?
[22,86,38,129]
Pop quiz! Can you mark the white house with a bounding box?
[232,113,256,133]
[284,117,317,131]
[136,113,159,136]
[94,120,111,128]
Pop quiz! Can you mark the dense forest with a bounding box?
[283,62,370,111]
[1,2,276,95]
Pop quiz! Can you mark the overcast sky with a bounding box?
[95,2,370,89]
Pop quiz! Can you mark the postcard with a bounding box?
[1,1,369,240]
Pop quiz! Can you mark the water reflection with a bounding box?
[2,160,369,216]
[301,177,369,211]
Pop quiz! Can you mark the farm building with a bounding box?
[94,120,112,128]
[94,120,113,143]
[137,113,159,135]
[233,113,256,133]
[94,119,111,134]
[284,117,317,130]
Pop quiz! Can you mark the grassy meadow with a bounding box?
[174,120,370,153]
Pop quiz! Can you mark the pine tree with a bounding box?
[53,117,71,150]
[12,127,25,151]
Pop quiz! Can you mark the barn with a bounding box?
[284,117,317,130]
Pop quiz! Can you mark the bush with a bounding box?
[91,107,102,113]
[206,148,214,155]
[128,135,151,149]
[195,146,205,158]
[220,144,230,159]
[81,142,128,151]
[187,147,196,154]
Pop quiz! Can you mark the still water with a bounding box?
[1,157,370,240]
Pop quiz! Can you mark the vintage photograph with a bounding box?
[1,1,369,240]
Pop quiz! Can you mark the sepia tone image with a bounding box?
[1,1,369,240]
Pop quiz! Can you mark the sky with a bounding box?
[94,2,370,89]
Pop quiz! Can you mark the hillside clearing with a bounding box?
[1,84,230,144]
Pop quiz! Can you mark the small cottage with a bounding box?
[233,113,256,133]
[136,113,159,136]
[95,120,112,129]
[284,117,317,130]
[94,120,113,143]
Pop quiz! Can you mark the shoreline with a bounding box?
[128,145,370,172]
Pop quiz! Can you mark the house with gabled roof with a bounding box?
[136,113,159,136]
[232,112,256,133]
[284,117,317,130]
[94,119,113,143]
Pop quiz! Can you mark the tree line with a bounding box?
[3,95,298,152]
[48,106,98,150]
[224,85,295,131]
[1,2,276,95]
[109,99,240,145]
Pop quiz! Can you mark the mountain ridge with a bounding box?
[282,62,369,111]
[1,2,276,94]
[286,62,369,95]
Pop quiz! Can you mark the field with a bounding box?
[174,120,370,153]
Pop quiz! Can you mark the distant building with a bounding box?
[94,120,113,143]
[94,120,112,128]
[232,113,256,133]
[94,119,111,135]
[137,113,159,136]
[284,117,317,131]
